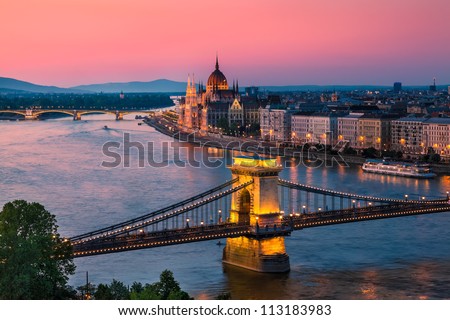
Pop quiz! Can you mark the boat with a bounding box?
[103,125,108,130]
[362,158,436,178]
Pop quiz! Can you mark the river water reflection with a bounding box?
[0,115,449,299]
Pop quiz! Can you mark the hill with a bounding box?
[70,79,187,93]
[0,77,87,93]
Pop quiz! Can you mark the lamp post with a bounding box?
[404,194,408,201]
[186,218,190,228]
[302,205,306,214]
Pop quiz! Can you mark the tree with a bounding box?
[131,270,191,300]
[109,279,129,300]
[344,147,357,155]
[430,153,441,163]
[0,200,75,299]
[362,147,377,158]
[216,117,229,132]
[94,284,111,300]
[216,292,232,300]
[130,281,144,295]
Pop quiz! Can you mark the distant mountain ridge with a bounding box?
[0,77,86,93]
[70,79,187,93]
[1,76,448,94]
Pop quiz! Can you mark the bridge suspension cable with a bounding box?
[71,179,253,244]
[278,179,434,204]
[69,178,238,242]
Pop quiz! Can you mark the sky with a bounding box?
[1,0,450,87]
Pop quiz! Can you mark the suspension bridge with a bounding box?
[70,156,450,272]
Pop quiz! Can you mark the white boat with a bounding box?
[362,159,436,178]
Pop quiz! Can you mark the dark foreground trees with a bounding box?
[0,200,75,299]
[93,270,191,300]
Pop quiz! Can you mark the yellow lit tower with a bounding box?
[222,156,290,272]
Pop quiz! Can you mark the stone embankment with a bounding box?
[145,117,450,174]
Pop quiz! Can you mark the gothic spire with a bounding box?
[215,52,219,70]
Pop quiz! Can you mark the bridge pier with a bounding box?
[25,109,37,120]
[223,236,289,273]
[73,111,81,121]
[222,156,290,273]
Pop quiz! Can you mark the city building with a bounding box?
[391,117,428,156]
[337,113,364,149]
[291,112,338,145]
[423,118,450,161]
[429,78,437,92]
[391,116,450,160]
[393,82,402,93]
[260,106,292,142]
[357,115,395,151]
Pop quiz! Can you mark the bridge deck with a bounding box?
[72,201,450,258]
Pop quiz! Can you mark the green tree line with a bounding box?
[0,93,174,110]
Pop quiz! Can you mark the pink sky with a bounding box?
[1,0,449,87]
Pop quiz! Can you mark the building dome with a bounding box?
[206,56,228,91]
[207,69,228,87]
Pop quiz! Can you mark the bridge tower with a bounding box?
[223,156,290,272]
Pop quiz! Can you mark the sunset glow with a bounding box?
[1,0,449,86]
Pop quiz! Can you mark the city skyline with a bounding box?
[1,0,450,87]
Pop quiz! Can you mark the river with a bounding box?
[1,114,449,299]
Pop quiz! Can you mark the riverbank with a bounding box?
[145,116,450,174]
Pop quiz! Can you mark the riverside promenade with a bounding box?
[144,114,450,174]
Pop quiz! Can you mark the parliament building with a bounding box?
[178,56,260,133]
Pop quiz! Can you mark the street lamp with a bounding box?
[302,205,306,214]
[186,218,190,228]
[404,194,408,201]
[352,200,356,208]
